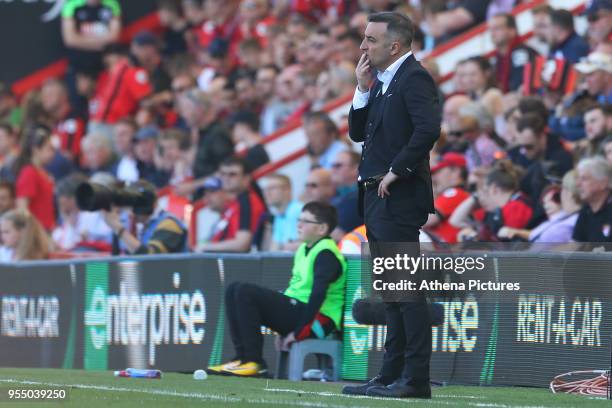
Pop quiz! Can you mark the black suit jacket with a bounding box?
[348,54,441,216]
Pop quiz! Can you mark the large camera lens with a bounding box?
[75,182,115,211]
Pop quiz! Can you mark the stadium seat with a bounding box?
[275,339,342,382]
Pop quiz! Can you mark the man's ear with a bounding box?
[389,40,401,56]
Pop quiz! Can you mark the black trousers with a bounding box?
[364,186,432,385]
[225,282,304,364]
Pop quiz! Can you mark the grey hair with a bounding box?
[577,156,612,188]
[458,101,494,131]
[81,132,113,152]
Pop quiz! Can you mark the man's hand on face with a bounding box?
[356,53,372,92]
[101,207,123,233]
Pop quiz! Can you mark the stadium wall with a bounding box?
[0,251,610,387]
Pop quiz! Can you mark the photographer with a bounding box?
[79,179,188,254]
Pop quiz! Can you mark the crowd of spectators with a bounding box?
[0,0,610,261]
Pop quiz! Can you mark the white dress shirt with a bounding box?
[352,51,413,110]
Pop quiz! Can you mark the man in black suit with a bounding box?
[341,12,441,399]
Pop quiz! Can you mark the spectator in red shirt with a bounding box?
[425,153,471,243]
[489,13,537,93]
[450,160,534,242]
[40,79,86,163]
[237,0,276,49]
[90,45,152,134]
[196,157,266,252]
[14,127,57,231]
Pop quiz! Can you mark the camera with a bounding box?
[75,181,156,215]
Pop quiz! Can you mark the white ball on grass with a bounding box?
[193,369,208,380]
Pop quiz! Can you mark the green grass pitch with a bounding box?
[0,368,609,407]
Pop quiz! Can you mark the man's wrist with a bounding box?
[357,84,369,93]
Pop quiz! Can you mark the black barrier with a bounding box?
[0,251,611,388]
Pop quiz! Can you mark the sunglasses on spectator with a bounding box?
[305,182,319,188]
[297,218,323,224]
[220,171,242,178]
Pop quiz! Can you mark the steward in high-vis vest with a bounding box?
[208,201,347,378]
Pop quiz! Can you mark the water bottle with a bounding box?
[114,368,162,379]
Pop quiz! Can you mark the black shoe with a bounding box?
[342,375,389,396]
[366,381,431,399]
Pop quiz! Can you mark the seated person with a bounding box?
[450,160,533,241]
[207,201,346,377]
[100,179,188,254]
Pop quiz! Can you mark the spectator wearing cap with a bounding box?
[303,111,348,170]
[197,38,235,92]
[175,88,234,197]
[498,171,581,243]
[549,9,590,64]
[512,113,574,226]
[112,118,139,182]
[80,132,116,176]
[573,157,612,242]
[424,152,471,243]
[0,83,22,128]
[89,45,152,134]
[229,110,269,171]
[0,124,19,182]
[585,0,612,48]
[489,13,537,93]
[131,126,168,188]
[196,157,266,252]
[263,174,303,251]
[130,31,174,125]
[194,176,231,245]
[575,52,612,105]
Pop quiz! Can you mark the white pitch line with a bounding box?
[0,378,352,408]
[263,387,550,408]
[0,378,553,408]
[264,387,485,400]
